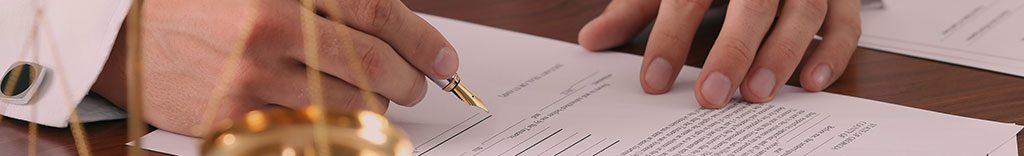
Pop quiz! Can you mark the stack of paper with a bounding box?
[132,14,1021,156]
[860,0,1024,77]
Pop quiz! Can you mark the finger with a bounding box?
[639,0,713,94]
[317,0,459,79]
[269,4,427,106]
[739,0,827,103]
[696,0,780,108]
[304,19,427,106]
[578,0,662,51]
[799,0,860,92]
[258,68,390,113]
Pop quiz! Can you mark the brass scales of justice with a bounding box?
[1,0,459,155]
[130,0,416,155]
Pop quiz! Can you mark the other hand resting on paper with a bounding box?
[89,0,456,136]
[578,0,862,108]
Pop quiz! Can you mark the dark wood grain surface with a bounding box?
[1,0,1021,155]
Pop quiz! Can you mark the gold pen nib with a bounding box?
[451,82,489,113]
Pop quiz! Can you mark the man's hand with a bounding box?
[578,0,862,108]
[91,0,457,136]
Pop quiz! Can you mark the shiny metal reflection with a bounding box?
[201,106,412,156]
[1,61,45,104]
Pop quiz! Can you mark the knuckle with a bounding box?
[247,8,294,52]
[320,47,345,64]
[235,61,266,87]
[720,45,756,64]
[779,46,806,61]
[355,0,396,34]
[791,0,828,19]
[772,39,807,59]
[715,37,758,63]
[249,5,287,37]
[735,0,778,16]
[669,0,713,8]
[340,91,362,110]
[358,43,387,80]
[340,92,389,111]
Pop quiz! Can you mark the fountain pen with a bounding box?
[431,74,489,112]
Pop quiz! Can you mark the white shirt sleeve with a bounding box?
[0,0,132,127]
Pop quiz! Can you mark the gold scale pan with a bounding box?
[200,106,413,156]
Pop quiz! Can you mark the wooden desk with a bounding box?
[2,0,1021,155]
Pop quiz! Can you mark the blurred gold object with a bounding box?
[201,106,413,156]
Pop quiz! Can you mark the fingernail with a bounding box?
[748,68,776,98]
[701,72,732,107]
[812,64,833,88]
[433,47,459,78]
[644,57,673,92]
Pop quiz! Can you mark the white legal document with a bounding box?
[990,136,1019,156]
[132,14,1022,155]
[131,131,1020,156]
[860,0,1024,77]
